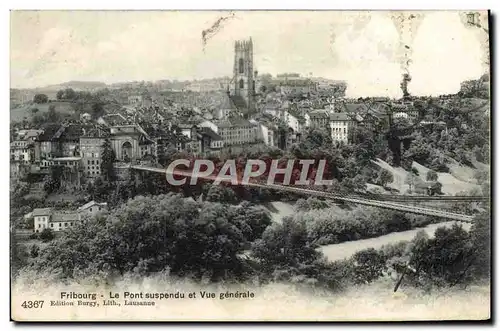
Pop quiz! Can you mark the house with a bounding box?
[37,124,62,164]
[80,113,92,121]
[10,140,34,164]
[199,120,219,134]
[128,95,143,106]
[215,92,242,119]
[217,118,258,146]
[32,208,52,233]
[199,127,225,153]
[309,109,330,128]
[78,200,108,218]
[329,113,354,144]
[80,126,110,179]
[50,212,80,232]
[31,200,109,233]
[250,119,276,147]
[264,108,300,133]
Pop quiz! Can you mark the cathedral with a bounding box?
[217,37,258,120]
[231,38,257,111]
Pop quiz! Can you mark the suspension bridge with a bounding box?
[130,165,485,223]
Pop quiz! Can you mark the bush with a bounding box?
[351,248,386,284]
[39,228,55,242]
[409,224,475,286]
[295,197,329,212]
[29,244,40,258]
[426,170,438,181]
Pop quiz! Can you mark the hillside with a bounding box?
[372,158,480,196]
[10,101,77,122]
[42,81,107,91]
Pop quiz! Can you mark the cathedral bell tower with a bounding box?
[233,38,255,110]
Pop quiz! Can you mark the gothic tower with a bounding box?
[233,38,255,110]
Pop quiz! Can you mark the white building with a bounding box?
[10,140,34,164]
[329,113,353,144]
[31,201,108,233]
[250,120,275,147]
[283,111,300,133]
[393,112,409,119]
[304,113,311,128]
[264,109,300,133]
[78,200,108,219]
[33,208,52,232]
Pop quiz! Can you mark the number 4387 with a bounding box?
[21,301,44,309]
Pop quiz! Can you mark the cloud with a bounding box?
[409,12,484,96]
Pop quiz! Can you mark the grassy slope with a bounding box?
[372,158,480,196]
[10,101,77,122]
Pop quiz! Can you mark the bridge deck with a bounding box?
[131,165,476,222]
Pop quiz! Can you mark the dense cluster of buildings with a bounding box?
[12,36,429,235]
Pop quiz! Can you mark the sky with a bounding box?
[10,10,489,98]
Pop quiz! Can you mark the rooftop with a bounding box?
[52,157,82,162]
[200,127,223,141]
[38,124,62,142]
[78,200,108,211]
[52,212,80,222]
[309,109,329,118]
[32,208,52,217]
[217,117,256,128]
[329,113,351,121]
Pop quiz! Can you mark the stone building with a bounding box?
[217,118,258,146]
[80,127,110,179]
[233,38,256,111]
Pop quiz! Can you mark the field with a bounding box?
[10,101,77,122]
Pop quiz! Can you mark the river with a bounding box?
[260,201,472,262]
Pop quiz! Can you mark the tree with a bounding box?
[377,169,394,188]
[30,194,249,281]
[469,211,490,278]
[91,102,105,119]
[426,170,438,181]
[206,184,237,204]
[101,139,116,182]
[43,165,63,194]
[57,88,77,100]
[251,217,321,270]
[409,224,475,286]
[10,229,29,278]
[31,107,39,115]
[351,248,386,284]
[405,173,417,193]
[47,105,60,122]
[33,94,48,104]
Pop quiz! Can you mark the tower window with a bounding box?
[239,79,244,89]
[239,58,244,74]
